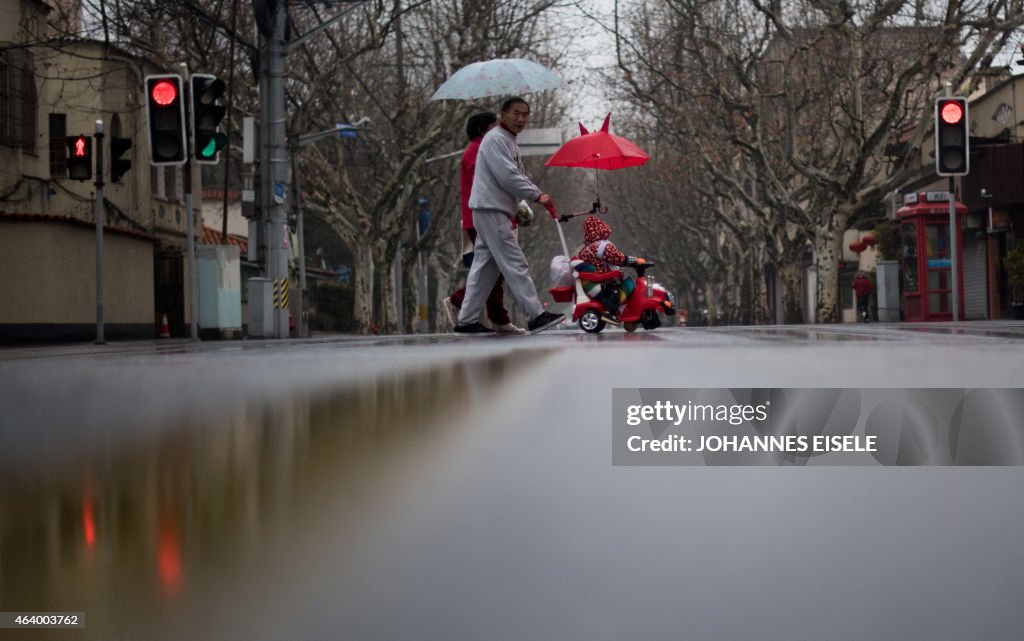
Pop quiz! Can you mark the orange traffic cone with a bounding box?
[159,314,171,338]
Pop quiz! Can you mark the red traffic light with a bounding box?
[940,101,963,125]
[145,75,186,165]
[151,80,178,106]
[73,136,87,157]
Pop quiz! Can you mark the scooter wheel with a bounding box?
[579,310,605,333]
[641,309,660,330]
[623,322,638,333]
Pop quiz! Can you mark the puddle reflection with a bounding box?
[0,352,539,640]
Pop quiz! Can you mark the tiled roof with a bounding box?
[202,226,249,254]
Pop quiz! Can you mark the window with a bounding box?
[0,50,38,150]
[151,166,184,204]
[49,113,67,176]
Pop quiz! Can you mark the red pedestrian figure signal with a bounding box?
[66,134,92,181]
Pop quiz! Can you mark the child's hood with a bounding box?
[583,216,612,243]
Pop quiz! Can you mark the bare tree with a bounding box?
[602,0,1024,323]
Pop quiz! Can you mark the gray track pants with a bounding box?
[457,209,543,325]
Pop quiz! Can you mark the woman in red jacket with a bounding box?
[853,272,874,322]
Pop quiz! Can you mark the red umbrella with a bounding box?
[545,114,649,170]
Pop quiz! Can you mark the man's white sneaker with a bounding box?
[492,322,526,335]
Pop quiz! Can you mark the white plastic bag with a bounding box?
[549,255,573,288]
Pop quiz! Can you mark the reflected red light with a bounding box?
[940,101,963,125]
[82,503,95,548]
[157,517,183,596]
[151,80,177,106]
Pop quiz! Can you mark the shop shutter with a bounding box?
[963,234,987,320]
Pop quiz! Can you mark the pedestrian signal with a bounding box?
[110,136,132,183]
[66,135,92,181]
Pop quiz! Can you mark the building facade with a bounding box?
[0,0,200,341]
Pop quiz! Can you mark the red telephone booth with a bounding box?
[896,192,966,322]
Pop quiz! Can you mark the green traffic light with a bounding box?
[196,132,227,161]
[200,138,216,158]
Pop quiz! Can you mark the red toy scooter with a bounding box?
[546,206,676,334]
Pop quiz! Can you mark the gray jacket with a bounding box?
[469,125,542,217]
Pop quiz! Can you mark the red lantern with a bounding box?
[848,240,865,253]
[861,234,876,247]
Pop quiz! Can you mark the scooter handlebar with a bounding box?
[634,261,655,277]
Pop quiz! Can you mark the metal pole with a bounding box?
[394,244,403,333]
[267,2,290,338]
[949,179,957,322]
[185,159,199,340]
[94,120,105,345]
[258,31,270,313]
[180,65,199,341]
[291,145,308,337]
[416,224,427,333]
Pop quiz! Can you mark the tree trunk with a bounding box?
[748,245,770,324]
[352,243,374,334]
[722,261,736,323]
[779,262,804,324]
[814,218,845,324]
[376,241,399,334]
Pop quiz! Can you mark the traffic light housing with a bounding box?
[110,136,132,183]
[145,74,187,165]
[66,134,92,181]
[191,74,228,163]
[935,97,969,176]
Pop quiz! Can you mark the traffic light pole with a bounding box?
[185,156,199,341]
[949,176,959,323]
[182,66,200,341]
[93,120,105,345]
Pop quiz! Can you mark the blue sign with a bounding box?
[336,265,351,284]
[336,124,358,139]
[927,259,951,268]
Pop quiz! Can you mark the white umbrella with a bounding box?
[430,58,561,100]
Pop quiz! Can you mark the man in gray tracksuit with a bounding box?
[455,97,564,334]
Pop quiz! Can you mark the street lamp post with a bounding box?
[416,198,431,334]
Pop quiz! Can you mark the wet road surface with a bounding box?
[2,323,1024,640]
